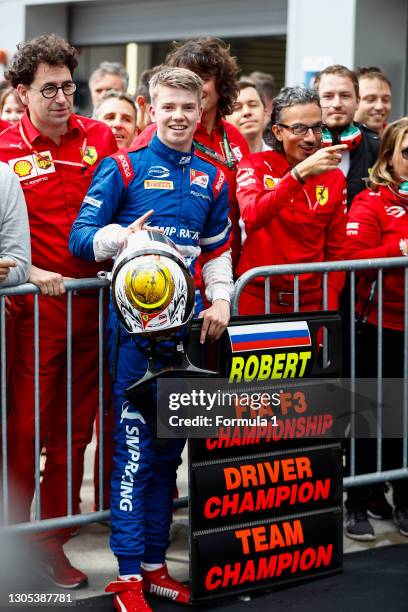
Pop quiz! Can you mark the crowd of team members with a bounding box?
[0,31,407,611]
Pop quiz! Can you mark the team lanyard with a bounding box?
[193,129,238,169]
[302,188,320,212]
[19,118,88,169]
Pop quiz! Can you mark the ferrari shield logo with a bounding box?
[83,146,98,166]
[316,185,329,205]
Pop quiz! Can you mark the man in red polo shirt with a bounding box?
[0,34,117,588]
[134,37,249,271]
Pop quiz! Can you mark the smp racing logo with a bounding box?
[119,402,145,512]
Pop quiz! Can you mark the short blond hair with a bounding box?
[149,67,203,106]
[369,118,408,190]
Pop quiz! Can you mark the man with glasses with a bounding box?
[236,86,347,315]
[0,34,117,588]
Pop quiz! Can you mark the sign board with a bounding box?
[187,312,343,603]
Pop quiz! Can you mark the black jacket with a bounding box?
[327,123,380,209]
[347,123,380,209]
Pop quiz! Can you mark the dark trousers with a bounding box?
[346,323,408,511]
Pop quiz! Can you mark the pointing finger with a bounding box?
[325,144,348,153]
[128,209,154,231]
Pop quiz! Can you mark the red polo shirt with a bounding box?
[0,111,117,277]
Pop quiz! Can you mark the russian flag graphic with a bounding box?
[228,321,311,353]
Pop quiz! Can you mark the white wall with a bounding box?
[286,0,356,86]
[0,1,26,58]
[354,0,408,119]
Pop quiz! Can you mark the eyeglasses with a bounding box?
[277,123,325,135]
[29,81,77,99]
[401,147,408,160]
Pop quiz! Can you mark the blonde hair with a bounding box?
[370,118,408,190]
[0,86,24,115]
[149,67,203,106]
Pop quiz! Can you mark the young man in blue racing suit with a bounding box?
[69,67,233,612]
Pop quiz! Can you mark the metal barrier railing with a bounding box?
[0,278,109,533]
[2,257,408,533]
[232,256,408,489]
[0,278,189,534]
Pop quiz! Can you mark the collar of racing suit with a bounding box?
[149,133,194,166]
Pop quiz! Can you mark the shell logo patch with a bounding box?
[83,146,98,166]
[14,159,33,178]
[316,186,329,206]
[263,175,276,189]
[9,151,56,181]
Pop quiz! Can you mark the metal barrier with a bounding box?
[0,278,189,534]
[232,256,408,489]
[2,257,408,533]
[0,278,109,533]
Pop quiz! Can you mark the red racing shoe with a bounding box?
[40,545,88,589]
[141,565,190,604]
[105,578,152,611]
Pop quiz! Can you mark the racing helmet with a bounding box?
[111,229,195,336]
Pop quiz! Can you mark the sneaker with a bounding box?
[40,546,88,589]
[70,526,81,537]
[393,507,408,536]
[141,564,190,604]
[105,578,152,612]
[367,489,393,520]
[344,509,376,541]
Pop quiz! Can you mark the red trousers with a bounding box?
[7,293,101,548]
[238,286,322,316]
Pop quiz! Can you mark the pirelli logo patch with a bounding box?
[144,180,174,190]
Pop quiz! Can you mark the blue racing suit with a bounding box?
[69,134,231,575]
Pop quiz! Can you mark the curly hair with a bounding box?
[5,34,78,88]
[271,86,321,152]
[165,37,239,118]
